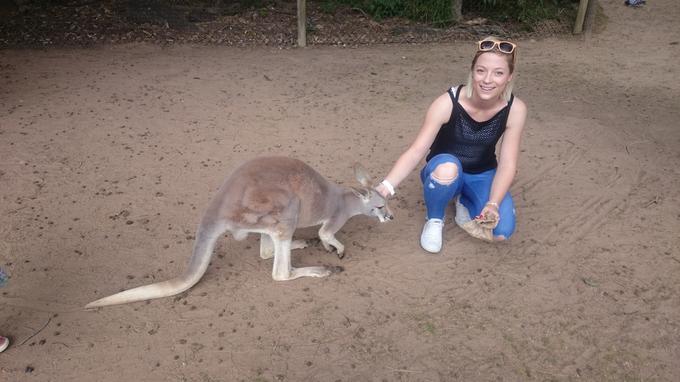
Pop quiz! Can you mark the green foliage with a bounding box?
[319,0,342,13]
[463,0,579,26]
[320,0,453,25]
[403,0,453,25]
[366,0,405,20]
[320,0,578,28]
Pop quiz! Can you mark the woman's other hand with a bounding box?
[475,203,500,229]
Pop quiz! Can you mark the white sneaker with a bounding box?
[0,336,9,353]
[420,218,444,253]
[454,196,472,227]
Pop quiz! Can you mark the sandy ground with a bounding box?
[1,0,679,381]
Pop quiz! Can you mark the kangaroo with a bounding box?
[85,156,393,309]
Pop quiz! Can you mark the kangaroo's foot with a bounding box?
[272,266,325,281]
[273,265,344,281]
[293,265,344,279]
[291,266,331,279]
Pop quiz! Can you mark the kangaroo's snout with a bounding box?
[373,204,394,223]
[377,213,393,223]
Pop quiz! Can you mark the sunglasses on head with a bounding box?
[477,39,516,54]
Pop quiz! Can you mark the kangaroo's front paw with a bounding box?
[334,244,345,259]
[336,247,345,259]
[321,242,345,259]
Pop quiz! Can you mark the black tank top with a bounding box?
[427,85,514,173]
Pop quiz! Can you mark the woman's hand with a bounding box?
[475,202,500,229]
[375,182,392,199]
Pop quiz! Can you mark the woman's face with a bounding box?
[471,52,513,101]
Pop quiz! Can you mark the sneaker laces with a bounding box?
[421,218,444,252]
[424,218,444,230]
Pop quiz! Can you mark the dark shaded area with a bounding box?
[462,0,577,26]
[0,0,572,48]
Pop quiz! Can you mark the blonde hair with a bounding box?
[465,36,517,102]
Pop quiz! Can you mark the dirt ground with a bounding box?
[1,0,679,381]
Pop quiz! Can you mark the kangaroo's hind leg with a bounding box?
[271,235,331,280]
[270,199,331,281]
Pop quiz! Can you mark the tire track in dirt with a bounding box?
[514,140,581,197]
[512,140,652,255]
[523,167,651,255]
[510,141,584,255]
[566,169,628,245]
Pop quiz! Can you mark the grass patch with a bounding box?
[320,0,579,30]
[422,321,436,335]
[319,0,454,26]
[463,0,579,30]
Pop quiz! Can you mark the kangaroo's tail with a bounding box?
[85,220,227,309]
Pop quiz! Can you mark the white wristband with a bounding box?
[381,180,395,196]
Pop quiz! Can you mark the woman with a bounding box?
[376,37,527,253]
[0,336,8,353]
[0,267,8,353]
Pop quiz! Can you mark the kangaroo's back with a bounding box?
[209,156,342,229]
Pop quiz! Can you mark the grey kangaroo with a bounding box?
[85,156,393,308]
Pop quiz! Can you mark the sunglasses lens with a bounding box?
[498,42,514,53]
[479,40,495,50]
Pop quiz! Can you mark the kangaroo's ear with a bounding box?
[350,186,370,200]
[353,163,373,187]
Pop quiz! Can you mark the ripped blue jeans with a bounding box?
[420,153,516,238]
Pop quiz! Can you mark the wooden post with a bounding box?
[583,0,599,37]
[451,0,462,24]
[573,0,589,34]
[297,0,306,47]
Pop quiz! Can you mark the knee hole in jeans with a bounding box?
[431,163,459,185]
